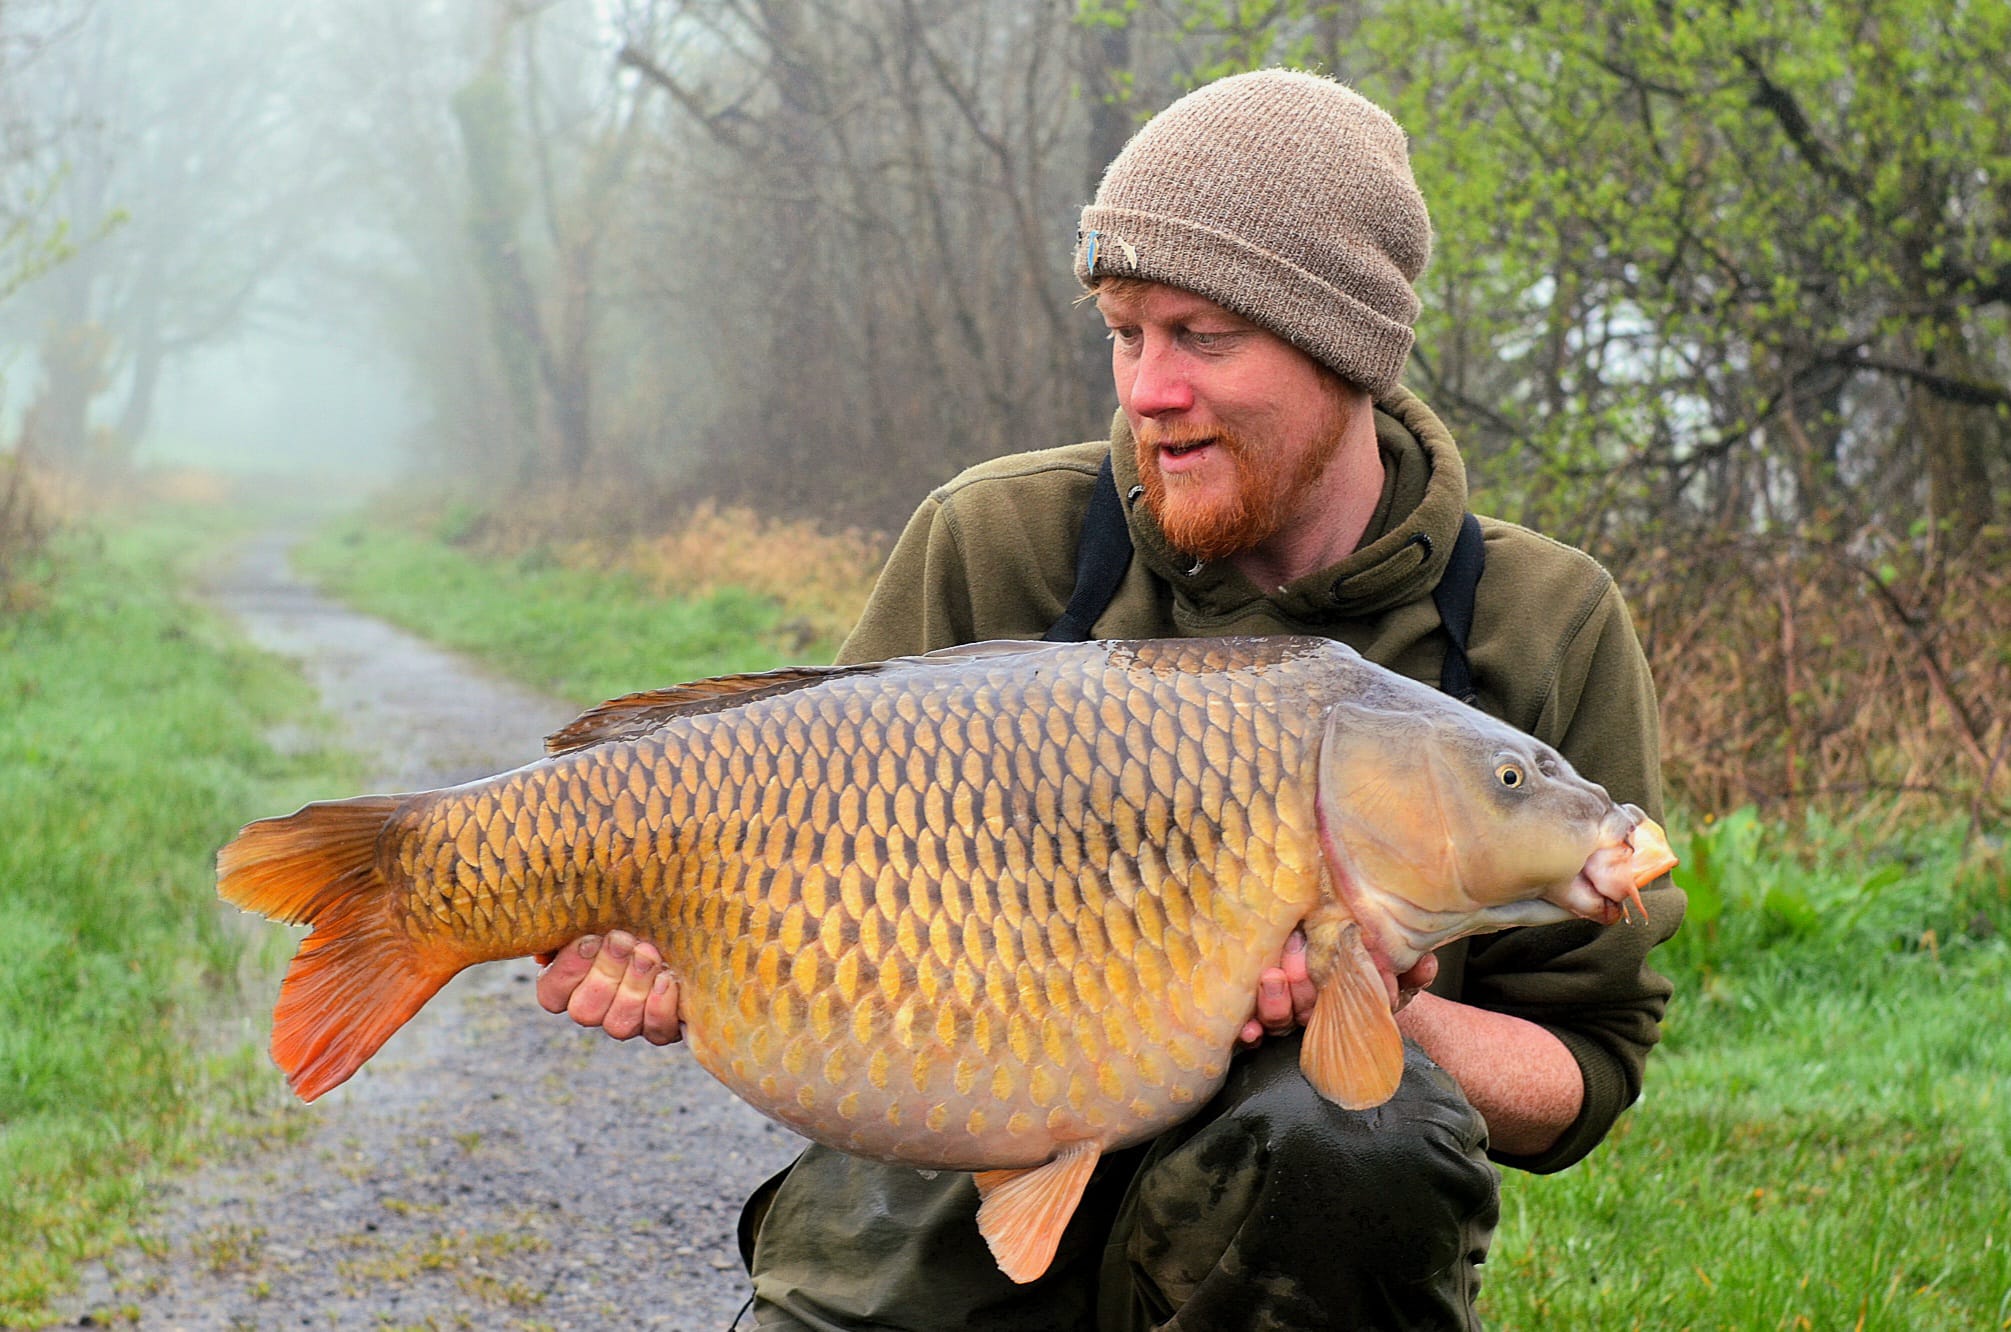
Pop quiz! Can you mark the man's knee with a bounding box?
[1107,1039,1498,1329]
[1256,1040,1497,1258]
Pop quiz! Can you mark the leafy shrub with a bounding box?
[1662,805,2004,984]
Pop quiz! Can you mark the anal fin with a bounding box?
[972,1139,1101,1283]
[1301,923,1405,1110]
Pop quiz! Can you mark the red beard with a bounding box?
[1133,421,1343,565]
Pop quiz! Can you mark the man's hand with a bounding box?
[535,931,684,1045]
[1236,931,1439,1048]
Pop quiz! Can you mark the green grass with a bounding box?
[0,508,353,1326]
[294,516,816,707]
[299,517,2011,1327]
[1486,815,2011,1330]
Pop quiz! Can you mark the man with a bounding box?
[539,68,1683,1330]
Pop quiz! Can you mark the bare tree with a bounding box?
[610,0,1127,530]
[4,0,329,473]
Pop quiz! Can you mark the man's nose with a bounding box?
[1125,339,1195,417]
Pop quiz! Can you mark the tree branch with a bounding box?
[1826,345,2011,408]
[615,43,757,151]
[1734,48,1865,199]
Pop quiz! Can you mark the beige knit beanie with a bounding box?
[1074,68,1432,396]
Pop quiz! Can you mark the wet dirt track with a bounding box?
[60,529,802,1331]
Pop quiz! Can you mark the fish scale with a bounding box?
[219,635,1676,1284]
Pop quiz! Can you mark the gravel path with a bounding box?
[60,528,803,1331]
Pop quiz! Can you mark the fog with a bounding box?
[1,0,2003,542]
[0,0,1124,532]
[143,340,415,479]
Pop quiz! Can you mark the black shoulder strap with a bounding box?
[1432,512,1485,703]
[1046,464,1484,703]
[1043,455,1133,643]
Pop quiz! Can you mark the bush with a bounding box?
[1629,531,2010,827]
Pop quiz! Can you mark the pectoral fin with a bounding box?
[1301,923,1405,1110]
[972,1139,1101,1283]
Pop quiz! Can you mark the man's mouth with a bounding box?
[1156,437,1218,468]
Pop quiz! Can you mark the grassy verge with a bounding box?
[296,515,2010,1328]
[294,515,830,708]
[1487,814,2009,1330]
[0,508,353,1326]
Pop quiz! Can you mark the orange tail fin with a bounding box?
[217,796,466,1102]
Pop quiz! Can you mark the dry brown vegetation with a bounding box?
[1633,532,2009,829]
[0,452,56,613]
[398,481,888,654]
[614,501,883,652]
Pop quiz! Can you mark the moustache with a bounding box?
[1133,422,1252,457]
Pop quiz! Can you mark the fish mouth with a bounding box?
[1627,814,1678,884]
[1550,805,1677,925]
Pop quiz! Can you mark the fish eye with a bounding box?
[1496,762,1526,789]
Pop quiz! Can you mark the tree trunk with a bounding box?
[1074,14,1133,405]
[1905,322,2002,552]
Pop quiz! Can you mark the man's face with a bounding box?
[1097,281,1359,563]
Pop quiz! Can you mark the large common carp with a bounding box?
[219,636,1674,1282]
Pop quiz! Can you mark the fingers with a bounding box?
[536,935,604,1014]
[1281,931,1316,1026]
[1394,951,1438,1013]
[535,932,683,1044]
[1236,973,1291,1048]
[582,933,658,1040]
[1238,931,1315,1049]
[640,968,684,1046]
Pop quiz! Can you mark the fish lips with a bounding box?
[1544,805,1672,926]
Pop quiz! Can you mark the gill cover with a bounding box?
[1314,692,1615,965]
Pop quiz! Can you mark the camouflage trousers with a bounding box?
[738,1037,1499,1331]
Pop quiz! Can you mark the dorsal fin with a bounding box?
[916,639,1056,663]
[534,643,1069,756]
[544,664,870,755]
[545,640,1068,756]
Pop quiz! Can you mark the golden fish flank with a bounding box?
[217,636,1675,1285]
[596,646,1334,1168]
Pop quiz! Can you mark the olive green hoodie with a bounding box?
[837,386,1682,1173]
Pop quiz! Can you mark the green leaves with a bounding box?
[1300,0,2011,546]
[1661,805,1998,981]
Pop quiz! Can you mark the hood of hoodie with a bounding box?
[1108,385,1471,624]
